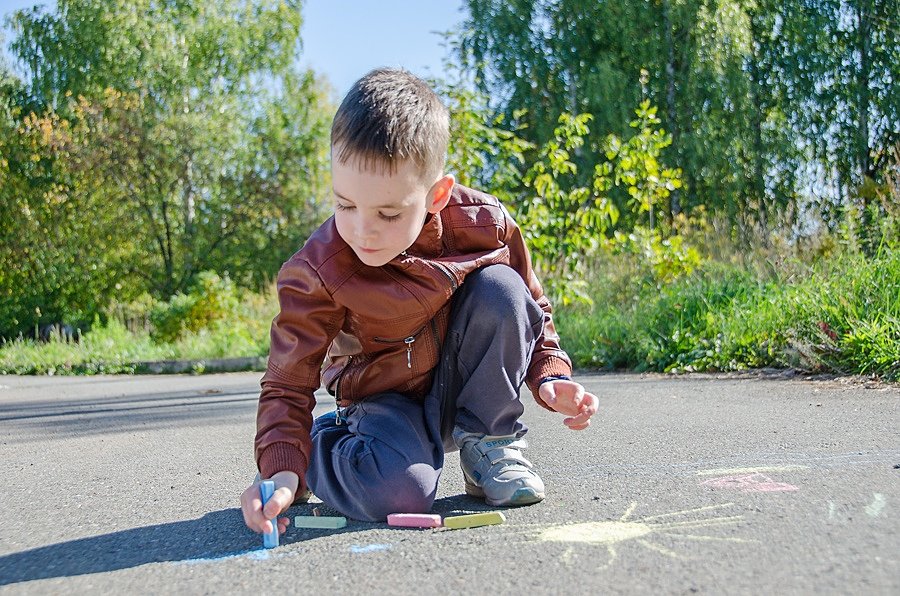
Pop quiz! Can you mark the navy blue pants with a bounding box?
[306,265,545,521]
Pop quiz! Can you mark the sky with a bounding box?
[0,0,468,100]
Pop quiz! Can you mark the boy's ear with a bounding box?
[427,175,455,214]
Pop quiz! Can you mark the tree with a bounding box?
[771,0,899,246]
[0,1,333,337]
[457,0,897,240]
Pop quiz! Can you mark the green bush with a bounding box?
[557,248,900,380]
[149,272,239,343]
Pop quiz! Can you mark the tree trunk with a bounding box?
[748,10,768,232]
[857,0,871,189]
[662,0,681,223]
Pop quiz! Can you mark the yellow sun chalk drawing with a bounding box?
[541,521,653,544]
[532,502,751,569]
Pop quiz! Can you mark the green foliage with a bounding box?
[0,280,277,375]
[440,75,693,304]
[150,271,239,343]
[603,101,682,231]
[612,227,703,285]
[458,0,898,235]
[0,0,333,338]
[434,61,534,208]
[5,248,897,380]
[517,113,619,304]
[556,248,900,381]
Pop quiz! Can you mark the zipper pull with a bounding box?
[404,336,415,369]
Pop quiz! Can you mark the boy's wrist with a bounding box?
[539,375,571,385]
[258,442,308,492]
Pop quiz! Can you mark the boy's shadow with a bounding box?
[0,509,258,585]
[0,506,348,586]
[0,495,493,586]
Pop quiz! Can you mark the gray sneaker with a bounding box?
[453,429,545,507]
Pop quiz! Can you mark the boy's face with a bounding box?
[331,150,452,267]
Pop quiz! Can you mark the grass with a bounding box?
[2,247,898,380]
[0,283,276,375]
[555,247,900,380]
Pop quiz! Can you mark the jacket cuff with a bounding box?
[258,442,309,494]
[526,354,574,410]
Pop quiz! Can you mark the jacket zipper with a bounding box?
[435,262,459,292]
[334,356,350,425]
[374,325,428,369]
[429,318,441,354]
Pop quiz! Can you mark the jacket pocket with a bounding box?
[373,323,429,371]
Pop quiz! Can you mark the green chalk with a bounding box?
[443,511,506,530]
[294,516,347,529]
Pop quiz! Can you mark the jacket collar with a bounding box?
[403,211,443,258]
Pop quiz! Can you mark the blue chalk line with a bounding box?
[349,544,392,554]
[181,549,273,564]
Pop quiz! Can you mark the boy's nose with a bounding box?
[356,218,378,241]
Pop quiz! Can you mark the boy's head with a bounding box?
[330,68,455,266]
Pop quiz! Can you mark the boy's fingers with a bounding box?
[240,486,264,529]
[262,486,294,519]
[573,384,585,406]
[277,517,291,535]
[564,416,591,430]
[565,408,594,427]
[582,392,599,415]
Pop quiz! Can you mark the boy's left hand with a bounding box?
[539,379,599,430]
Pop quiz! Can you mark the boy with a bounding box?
[241,68,599,533]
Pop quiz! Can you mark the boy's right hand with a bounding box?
[240,470,299,535]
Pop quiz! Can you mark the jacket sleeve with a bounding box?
[499,204,573,410]
[254,256,345,493]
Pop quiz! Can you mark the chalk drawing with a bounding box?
[583,449,900,477]
[181,548,274,564]
[865,494,886,518]
[560,546,576,568]
[530,502,751,569]
[696,465,809,476]
[700,473,799,492]
[828,501,837,521]
[350,544,392,554]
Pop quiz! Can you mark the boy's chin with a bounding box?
[353,248,399,267]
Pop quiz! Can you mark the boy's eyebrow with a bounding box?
[333,190,407,209]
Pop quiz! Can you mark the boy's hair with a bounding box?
[331,68,450,182]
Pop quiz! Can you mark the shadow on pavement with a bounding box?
[0,495,506,586]
[0,506,344,586]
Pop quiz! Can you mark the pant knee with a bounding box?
[463,265,535,323]
[355,463,438,521]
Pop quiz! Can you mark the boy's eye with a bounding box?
[335,202,354,211]
[380,212,402,222]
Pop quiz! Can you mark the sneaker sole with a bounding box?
[465,482,545,507]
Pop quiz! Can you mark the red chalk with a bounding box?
[387,513,443,528]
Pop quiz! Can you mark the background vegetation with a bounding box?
[1,0,898,379]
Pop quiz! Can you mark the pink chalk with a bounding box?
[387,513,443,528]
[700,473,799,493]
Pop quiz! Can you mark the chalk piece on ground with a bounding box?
[259,480,279,549]
[295,516,348,529]
[387,513,443,528]
[443,511,506,530]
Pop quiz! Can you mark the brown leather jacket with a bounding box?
[255,184,573,488]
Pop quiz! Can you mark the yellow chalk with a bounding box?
[443,511,506,530]
[294,516,347,529]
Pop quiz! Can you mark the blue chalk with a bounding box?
[259,480,279,549]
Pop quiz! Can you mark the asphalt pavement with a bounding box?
[0,371,897,595]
